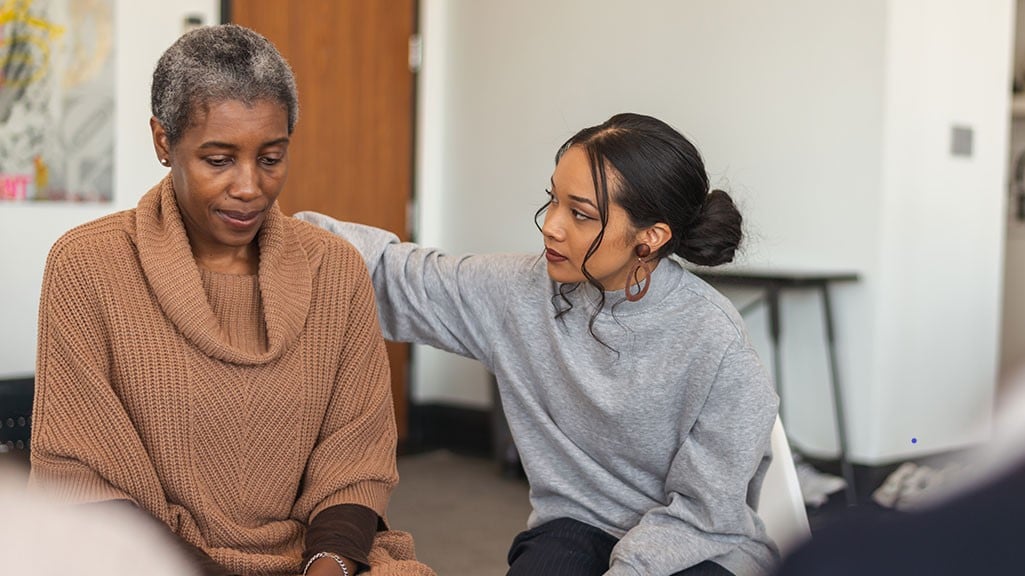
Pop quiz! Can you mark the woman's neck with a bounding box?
[192,242,259,275]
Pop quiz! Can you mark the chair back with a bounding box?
[757,416,811,555]
[0,378,33,458]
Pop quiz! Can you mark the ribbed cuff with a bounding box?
[304,503,380,572]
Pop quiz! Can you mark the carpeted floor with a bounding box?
[386,449,899,575]
[389,450,531,576]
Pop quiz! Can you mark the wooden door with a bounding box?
[229,0,416,441]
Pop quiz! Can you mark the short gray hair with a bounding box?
[151,24,298,145]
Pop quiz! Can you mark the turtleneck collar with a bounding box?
[571,257,687,317]
[135,175,311,365]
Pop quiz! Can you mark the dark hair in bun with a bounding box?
[557,112,742,267]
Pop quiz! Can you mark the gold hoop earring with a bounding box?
[625,244,653,302]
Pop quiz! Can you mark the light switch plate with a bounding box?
[951,125,973,157]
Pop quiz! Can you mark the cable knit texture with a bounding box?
[30,175,433,576]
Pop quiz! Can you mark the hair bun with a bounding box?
[676,189,742,266]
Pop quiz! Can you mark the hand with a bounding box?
[305,555,357,576]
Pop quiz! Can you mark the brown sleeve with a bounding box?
[291,251,398,522]
[304,503,381,572]
[86,500,234,576]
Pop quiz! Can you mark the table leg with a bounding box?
[766,286,783,407]
[820,283,858,506]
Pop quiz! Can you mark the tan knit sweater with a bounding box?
[30,176,432,575]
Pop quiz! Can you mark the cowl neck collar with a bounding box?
[135,175,311,365]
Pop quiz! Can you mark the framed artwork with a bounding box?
[0,0,115,202]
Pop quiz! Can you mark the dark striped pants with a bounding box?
[508,517,735,576]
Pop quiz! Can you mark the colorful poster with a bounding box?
[0,0,114,202]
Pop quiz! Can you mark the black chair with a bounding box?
[0,378,33,464]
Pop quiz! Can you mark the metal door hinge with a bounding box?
[409,34,422,73]
[407,198,418,241]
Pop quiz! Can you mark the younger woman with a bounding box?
[300,113,779,576]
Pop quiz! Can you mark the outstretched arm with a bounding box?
[296,212,517,368]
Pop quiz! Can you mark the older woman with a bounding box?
[29,24,432,576]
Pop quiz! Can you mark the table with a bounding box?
[692,268,860,506]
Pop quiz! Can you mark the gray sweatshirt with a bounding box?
[295,213,780,576]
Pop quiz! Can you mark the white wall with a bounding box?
[0,0,220,378]
[415,0,888,416]
[411,0,495,407]
[871,0,1012,461]
[415,0,1014,463]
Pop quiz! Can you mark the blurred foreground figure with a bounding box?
[0,464,196,575]
[774,385,1025,576]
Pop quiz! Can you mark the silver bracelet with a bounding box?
[303,551,351,576]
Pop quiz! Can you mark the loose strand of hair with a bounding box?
[578,148,617,353]
[552,282,578,320]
